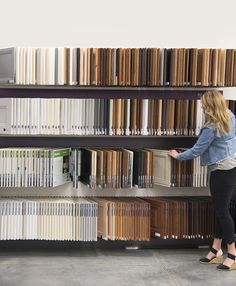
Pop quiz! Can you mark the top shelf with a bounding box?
[0,84,227,99]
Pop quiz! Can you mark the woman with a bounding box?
[168,90,236,271]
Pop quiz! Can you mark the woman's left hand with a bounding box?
[168,149,179,159]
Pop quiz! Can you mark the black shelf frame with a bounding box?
[0,84,220,99]
[0,135,197,148]
[0,85,216,248]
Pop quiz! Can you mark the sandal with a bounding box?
[217,253,236,271]
[199,247,223,264]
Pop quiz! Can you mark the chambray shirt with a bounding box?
[177,110,236,166]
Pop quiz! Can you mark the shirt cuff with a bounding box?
[176,153,182,160]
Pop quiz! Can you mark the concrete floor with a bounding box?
[0,248,235,286]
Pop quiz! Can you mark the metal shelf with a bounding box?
[0,182,210,198]
[0,135,197,148]
[0,84,224,99]
[0,84,226,90]
[0,237,211,249]
[0,134,198,138]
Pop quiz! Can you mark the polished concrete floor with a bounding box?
[0,247,235,286]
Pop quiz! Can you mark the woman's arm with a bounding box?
[169,126,215,161]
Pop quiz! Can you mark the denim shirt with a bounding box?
[177,110,236,166]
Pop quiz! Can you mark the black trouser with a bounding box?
[210,166,236,245]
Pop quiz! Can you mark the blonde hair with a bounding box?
[200,90,230,135]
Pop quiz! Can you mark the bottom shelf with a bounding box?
[1,196,235,243]
[0,237,212,250]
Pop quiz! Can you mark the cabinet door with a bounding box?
[149,149,171,187]
[0,47,15,84]
[0,98,12,134]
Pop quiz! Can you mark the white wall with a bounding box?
[0,0,235,48]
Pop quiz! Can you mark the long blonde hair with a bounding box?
[200,90,230,135]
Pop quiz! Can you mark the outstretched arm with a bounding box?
[168,126,215,161]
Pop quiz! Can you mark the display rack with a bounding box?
[0,85,235,248]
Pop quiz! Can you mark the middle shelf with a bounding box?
[0,182,210,198]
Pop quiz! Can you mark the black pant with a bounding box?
[210,166,236,244]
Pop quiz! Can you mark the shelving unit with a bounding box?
[0,84,235,248]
